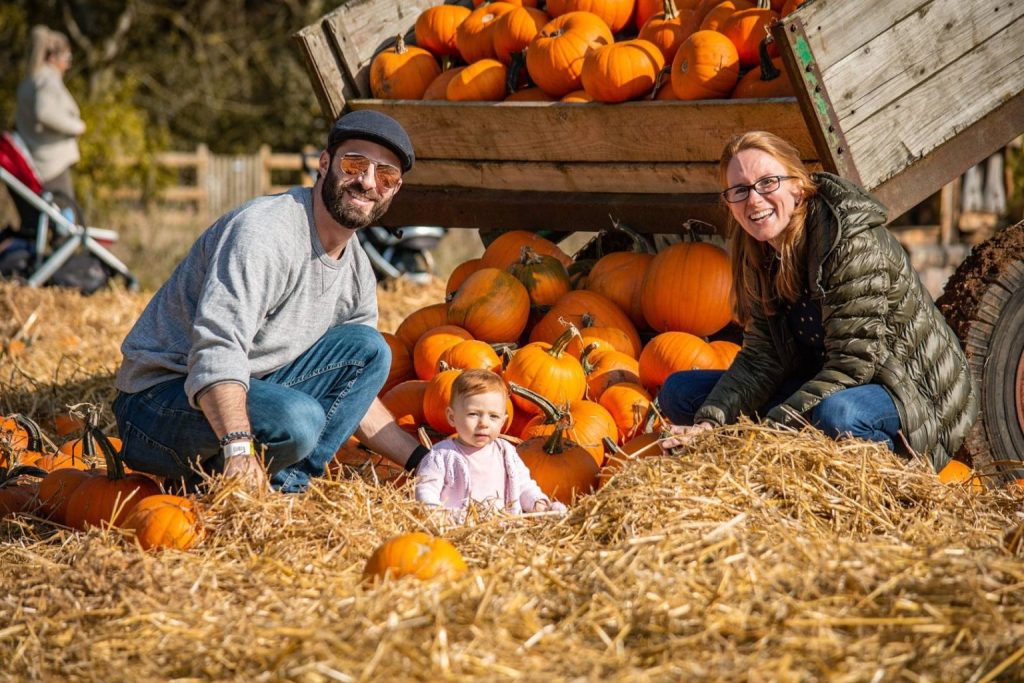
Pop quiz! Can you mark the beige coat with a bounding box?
[15,64,85,183]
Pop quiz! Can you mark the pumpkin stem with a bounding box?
[662,0,678,21]
[579,343,603,374]
[90,422,127,480]
[679,218,719,242]
[517,245,545,267]
[507,51,530,94]
[508,382,563,423]
[417,426,434,450]
[550,326,579,358]
[393,33,408,55]
[649,65,672,100]
[0,463,49,487]
[10,414,44,453]
[543,414,575,455]
[608,215,655,253]
[758,37,780,81]
[601,435,627,459]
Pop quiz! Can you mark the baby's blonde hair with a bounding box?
[449,369,508,407]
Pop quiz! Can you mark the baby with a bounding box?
[415,369,566,518]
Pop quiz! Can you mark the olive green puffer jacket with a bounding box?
[695,173,977,471]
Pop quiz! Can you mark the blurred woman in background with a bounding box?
[15,25,86,201]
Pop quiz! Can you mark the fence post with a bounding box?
[259,144,272,196]
[196,143,210,224]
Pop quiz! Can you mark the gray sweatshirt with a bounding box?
[115,187,378,407]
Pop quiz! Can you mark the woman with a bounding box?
[15,26,86,201]
[658,131,977,472]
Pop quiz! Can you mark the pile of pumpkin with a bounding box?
[349,225,737,502]
[0,410,203,550]
[370,0,805,104]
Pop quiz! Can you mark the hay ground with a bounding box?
[2,280,1024,682]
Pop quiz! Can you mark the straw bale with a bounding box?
[2,280,1024,681]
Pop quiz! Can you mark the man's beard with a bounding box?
[321,165,394,230]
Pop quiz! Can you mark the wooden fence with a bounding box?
[120,145,318,224]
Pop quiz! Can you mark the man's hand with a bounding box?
[659,422,715,452]
[223,453,269,492]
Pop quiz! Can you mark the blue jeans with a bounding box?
[112,324,390,493]
[658,370,902,450]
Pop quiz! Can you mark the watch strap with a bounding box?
[222,440,255,458]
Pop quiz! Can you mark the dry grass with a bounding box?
[2,280,1024,681]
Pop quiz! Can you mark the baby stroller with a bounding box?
[0,131,136,293]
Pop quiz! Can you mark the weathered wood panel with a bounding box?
[293,24,349,124]
[349,99,814,163]
[380,187,728,233]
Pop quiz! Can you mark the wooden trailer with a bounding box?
[294,0,1024,478]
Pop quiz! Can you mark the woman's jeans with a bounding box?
[112,324,390,493]
[658,370,902,451]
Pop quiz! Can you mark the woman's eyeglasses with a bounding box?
[721,175,795,203]
[338,153,402,191]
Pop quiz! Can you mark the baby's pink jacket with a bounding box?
[415,437,565,514]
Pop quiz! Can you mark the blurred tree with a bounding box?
[1,0,331,153]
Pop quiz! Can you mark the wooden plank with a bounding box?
[292,23,349,122]
[379,187,729,233]
[871,91,1024,220]
[828,1,1023,131]
[349,99,815,163]
[406,160,721,194]
[323,0,438,102]
[786,0,924,69]
[846,21,1024,189]
[405,159,826,194]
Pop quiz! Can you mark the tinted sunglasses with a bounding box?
[337,153,402,191]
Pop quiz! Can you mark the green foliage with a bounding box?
[0,4,29,130]
[74,76,171,222]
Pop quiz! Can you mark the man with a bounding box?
[112,110,428,493]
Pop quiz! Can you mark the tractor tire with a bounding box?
[937,220,1024,484]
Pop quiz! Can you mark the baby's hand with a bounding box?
[534,499,567,515]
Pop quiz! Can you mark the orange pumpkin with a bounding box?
[415,5,473,58]
[585,250,655,331]
[38,467,97,524]
[53,412,85,437]
[395,302,449,351]
[0,483,36,518]
[518,416,599,503]
[123,494,203,551]
[670,29,740,100]
[447,59,509,101]
[638,331,721,392]
[363,532,468,582]
[440,339,503,374]
[456,2,517,64]
[569,325,638,359]
[780,0,806,16]
[1,414,47,468]
[474,0,539,6]
[709,340,741,368]
[369,34,441,99]
[330,437,408,486]
[446,258,484,296]
[413,325,474,380]
[598,432,664,488]
[699,0,754,31]
[640,240,733,336]
[719,0,778,69]
[561,89,595,102]
[504,330,588,416]
[509,246,572,307]
[423,367,464,434]
[731,40,792,99]
[581,39,666,103]
[635,0,698,29]
[546,0,637,33]
[63,430,161,530]
[493,6,551,64]
[381,332,414,395]
[598,382,653,443]
[937,459,984,493]
[580,344,641,400]
[381,380,429,435]
[422,67,466,101]
[526,11,614,97]
[480,230,572,270]
[638,1,699,63]
[512,383,618,465]
[530,290,641,358]
[447,268,531,343]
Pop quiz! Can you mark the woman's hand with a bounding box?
[659,422,715,452]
